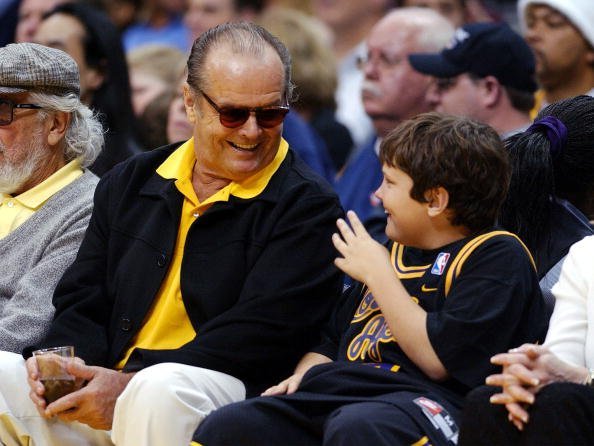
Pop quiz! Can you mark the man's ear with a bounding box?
[46,110,71,147]
[183,83,197,123]
[480,75,502,108]
[425,186,450,217]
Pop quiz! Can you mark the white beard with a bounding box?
[0,128,47,195]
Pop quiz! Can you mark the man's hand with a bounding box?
[333,210,391,284]
[39,361,134,430]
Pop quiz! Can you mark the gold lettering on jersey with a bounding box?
[347,314,394,362]
[351,288,380,323]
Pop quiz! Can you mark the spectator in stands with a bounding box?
[185,0,264,43]
[127,44,186,118]
[518,0,594,114]
[459,235,594,445]
[184,0,334,182]
[123,0,190,52]
[409,22,537,138]
[166,68,194,144]
[399,0,468,26]
[398,0,498,26]
[0,43,102,352]
[335,7,453,240]
[127,44,186,150]
[0,0,20,46]
[13,0,71,43]
[0,22,343,446]
[194,112,548,446]
[311,0,395,149]
[259,6,354,171]
[102,0,142,33]
[35,2,142,176]
[499,96,594,299]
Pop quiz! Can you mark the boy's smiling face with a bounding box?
[374,164,430,247]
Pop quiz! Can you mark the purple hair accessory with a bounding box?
[526,116,568,158]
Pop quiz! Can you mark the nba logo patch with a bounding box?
[431,252,450,275]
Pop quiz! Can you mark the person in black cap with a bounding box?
[409,22,537,138]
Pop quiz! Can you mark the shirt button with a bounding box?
[193,212,199,218]
[7,201,14,208]
[120,318,131,331]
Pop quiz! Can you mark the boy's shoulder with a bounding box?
[393,228,535,293]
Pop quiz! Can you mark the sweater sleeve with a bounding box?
[4,175,96,354]
[544,236,594,367]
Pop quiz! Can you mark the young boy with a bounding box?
[192,113,549,446]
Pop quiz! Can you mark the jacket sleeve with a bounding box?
[3,204,91,353]
[125,191,345,394]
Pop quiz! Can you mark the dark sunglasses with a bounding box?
[0,98,43,126]
[198,89,289,129]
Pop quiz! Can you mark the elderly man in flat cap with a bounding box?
[0,43,102,352]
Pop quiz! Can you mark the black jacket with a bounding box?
[29,142,344,396]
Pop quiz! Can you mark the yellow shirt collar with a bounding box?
[156,138,288,203]
[2,160,83,210]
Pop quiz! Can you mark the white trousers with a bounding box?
[0,352,245,446]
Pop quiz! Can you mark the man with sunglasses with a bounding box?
[0,43,102,352]
[409,22,537,138]
[0,22,343,446]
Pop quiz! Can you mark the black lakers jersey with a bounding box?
[314,228,549,394]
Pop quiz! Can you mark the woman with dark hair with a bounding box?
[34,2,141,176]
[457,95,594,445]
[499,95,594,297]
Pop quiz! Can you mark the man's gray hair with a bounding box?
[28,91,104,168]
[187,22,295,103]
[388,7,455,52]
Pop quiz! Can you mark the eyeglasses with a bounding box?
[198,89,289,129]
[0,98,43,126]
[356,52,403,71]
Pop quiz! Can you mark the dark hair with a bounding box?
[499,95,594,260]
[467,73,535,112]
[234,0,265,13]
[186,22,294,103]
[505,86,536,112]
[380,112,509,232]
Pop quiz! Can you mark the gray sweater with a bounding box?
[0,170,98,353]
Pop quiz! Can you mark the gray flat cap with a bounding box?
[0,43,80,97]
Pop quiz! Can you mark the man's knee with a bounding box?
[324,402,397,444]
[116,363,199,414]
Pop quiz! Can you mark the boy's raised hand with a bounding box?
[333,210,391,284]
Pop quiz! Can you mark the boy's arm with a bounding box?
[333,212,447,380]
[261,352,332,396]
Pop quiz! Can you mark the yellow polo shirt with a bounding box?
[117,137,288,368]
[0,160,83,239]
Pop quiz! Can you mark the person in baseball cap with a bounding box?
[518,0,594,112]
[0,42,102,360]
[408,22,537,137]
